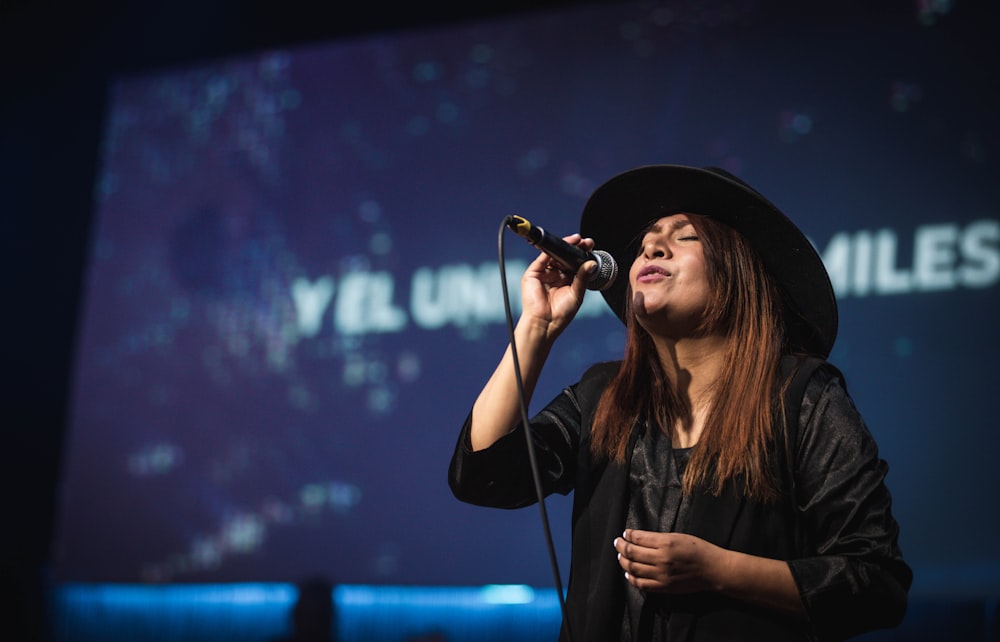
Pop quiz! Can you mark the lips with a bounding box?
[637,264,671,281]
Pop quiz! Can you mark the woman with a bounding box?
[448,165,911,641]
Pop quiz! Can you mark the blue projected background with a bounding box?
[51,1,998,595]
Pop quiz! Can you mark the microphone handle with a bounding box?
[506,215,589,270]
[505,215,617,291]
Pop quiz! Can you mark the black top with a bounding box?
[622,424,694,640]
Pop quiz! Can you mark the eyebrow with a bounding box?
[646,216,693,235]
[631,216,695,253]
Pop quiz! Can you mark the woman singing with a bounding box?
[448,165,911,641]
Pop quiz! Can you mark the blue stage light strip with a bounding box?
[52,583,297,642]
[52,583,563,642]
[48,582,1000,642]
[337,584,561,641]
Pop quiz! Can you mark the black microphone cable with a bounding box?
[496,217,576,642]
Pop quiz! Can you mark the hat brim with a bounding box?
[579,164,837,357]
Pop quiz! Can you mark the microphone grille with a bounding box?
[588,250,618,291]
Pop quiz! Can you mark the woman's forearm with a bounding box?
[469,319,556,451]
[715,551,807,620]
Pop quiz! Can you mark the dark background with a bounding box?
[2,4,589,638]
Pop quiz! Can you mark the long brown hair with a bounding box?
[589,213,787,502]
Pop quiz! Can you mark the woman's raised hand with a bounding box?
[519,234,596,340]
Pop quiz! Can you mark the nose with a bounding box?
[641,239,669,260]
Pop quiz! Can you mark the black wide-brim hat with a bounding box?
[579,164,838,357]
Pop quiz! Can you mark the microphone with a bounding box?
[505,215,618,291]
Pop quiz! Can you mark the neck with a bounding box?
[651,333,728,447]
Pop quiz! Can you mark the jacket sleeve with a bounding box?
[447,361,618,509]
[447,378,584,509]
[786,365,912,641]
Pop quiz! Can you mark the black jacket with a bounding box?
[449,356,911,641]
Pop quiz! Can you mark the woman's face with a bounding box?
[628,214,712,337]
